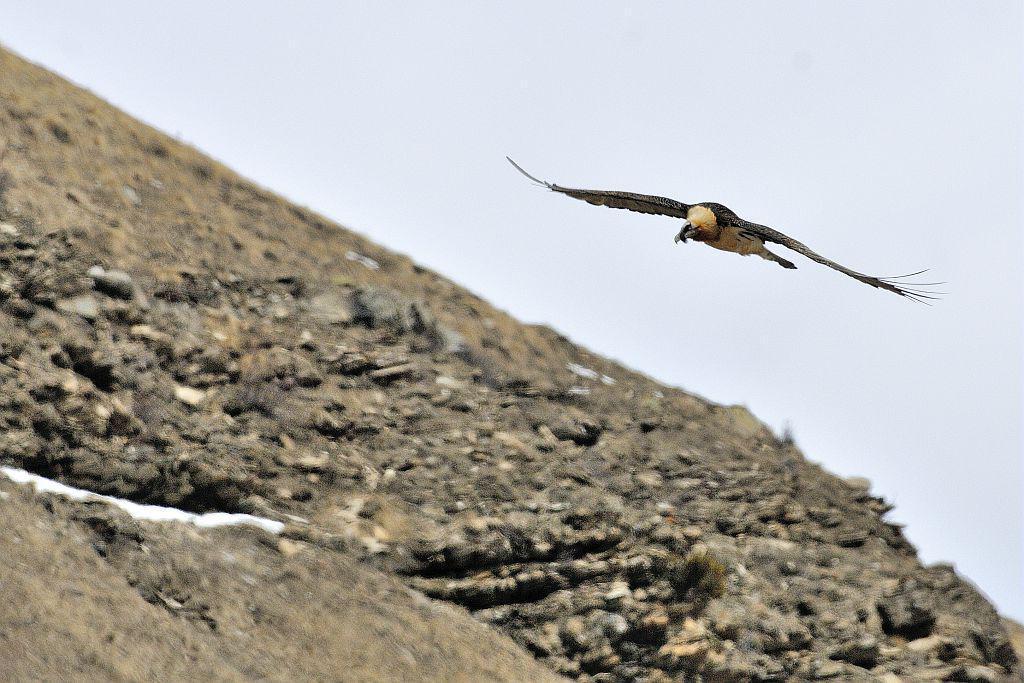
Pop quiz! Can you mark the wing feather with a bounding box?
[739,221,941,303]
[507,157,690,219]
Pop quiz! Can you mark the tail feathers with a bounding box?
[761,248,797,269]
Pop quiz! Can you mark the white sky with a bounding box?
[1,2,1020,619]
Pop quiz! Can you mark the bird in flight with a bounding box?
[507,158,940,303]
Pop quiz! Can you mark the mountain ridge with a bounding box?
[0,45,1017,681]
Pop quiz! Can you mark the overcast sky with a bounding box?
[2,2,1020,619]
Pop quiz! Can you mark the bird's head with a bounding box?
[674,205,718,243]
[674,222,695,244]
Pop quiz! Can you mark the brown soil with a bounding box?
[0,44,1018,681]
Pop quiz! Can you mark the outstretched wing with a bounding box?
[738,221,941,303]
[507,157,690,219]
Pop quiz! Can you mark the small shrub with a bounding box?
[780,421,796,446]
[669,548,727,602]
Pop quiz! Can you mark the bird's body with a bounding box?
[704,225,764,256]
[681,204,795,267]
[507,158,939,302]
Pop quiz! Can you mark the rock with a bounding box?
[906,634,957,661]
[58,340,119,390]
[56,295,99,320]
[492,431,533,458]
[128,324,172,345]
[295,452,330,472]
[89,266,136,300]
[549,415,602,447]
[368,363,416,382]
[658,618,711,666]
[408,302,466,354]
[878,591,936,639]
[430,324,466,355]
[829,636,880,668]
[636,610,670,642]
[943,664,1000,682]
[276,538,304,557]
[174,385,206,406]
[604,582,631,602]
[706,598,810,654]
[968,628,1018,670]
[435,375,465,389]
[106,401,142,436]
[349,287,462,354]
[319,347,373,375]
[352,286,413,332]
[305,291,353,325]
[561,616,592,649]
[706,600,746,640]
[311,410,349,437]
[345,250,380,270]
[291,356,323,387]
[836,528,869,548]
[635,471,663,488]
[594,611,629,638]
[702,650,785,681]
[223,382,280,416]
[121,185,142,206]
[809,659,846,679]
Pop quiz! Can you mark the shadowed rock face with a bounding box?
[0,45,1017,681]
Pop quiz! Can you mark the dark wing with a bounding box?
[738,220,941,303]
[507,157,690,219]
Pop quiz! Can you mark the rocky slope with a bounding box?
[0,476,562,682]
[0,46,1018,681]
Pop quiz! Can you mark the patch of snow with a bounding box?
[653,390,665,399]
[566,362,599,380]
[568,386,591,395]
[568,362,616,386]
[345,250,380,270]
[1,466,284,534]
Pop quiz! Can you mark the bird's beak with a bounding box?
[675,220,693,244]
